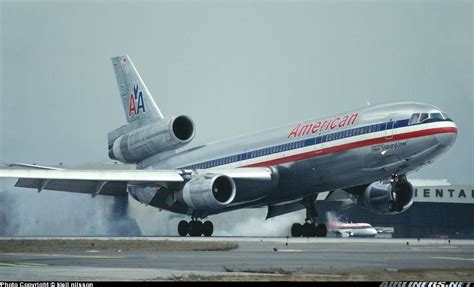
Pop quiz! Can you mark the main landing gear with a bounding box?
[291,195,327,238]
[388,174,406,213]
[178,219,214,237]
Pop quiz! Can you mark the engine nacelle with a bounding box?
[359,179,415,215]
[180,174,236,210]
[109,115,195,163]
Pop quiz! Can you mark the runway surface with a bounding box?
[0,237,473,281]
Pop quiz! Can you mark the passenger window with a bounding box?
[419,113,428,122]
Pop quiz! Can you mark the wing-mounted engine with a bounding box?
[358,175,415,215]
[179,173,236,210]
[108,115,195,163]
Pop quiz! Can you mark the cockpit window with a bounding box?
[419,113,429,123]
[409,113,420,125]
[409,111,450,125]
[430,113,444,120]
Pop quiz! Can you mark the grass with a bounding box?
[0,239,239,253]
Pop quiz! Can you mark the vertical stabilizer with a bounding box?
[111,55,163,126]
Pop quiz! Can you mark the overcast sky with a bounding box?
[1,0,472,185]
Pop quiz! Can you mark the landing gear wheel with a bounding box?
[302,223,317,237]
[202,221,214,237]
[291,223,302,237]
[178,220,189,237]
[289,194,326,238]
[188,221,203,237]
[316,223,327,237]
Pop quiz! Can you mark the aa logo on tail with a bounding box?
[128,84,146,117]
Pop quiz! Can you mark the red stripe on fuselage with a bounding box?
[244,126,457,168]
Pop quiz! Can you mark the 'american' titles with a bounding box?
[288,112,359,139]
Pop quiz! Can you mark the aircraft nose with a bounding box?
[369,228,378,236]
[435,122,457,147]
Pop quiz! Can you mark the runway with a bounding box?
[0,237,473,281]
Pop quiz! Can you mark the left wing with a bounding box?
[0,166,272,197]
[0,168,184,197]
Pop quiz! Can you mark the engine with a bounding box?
[108,115,195,163]
[359,177,415,215]
[180,174,236,210]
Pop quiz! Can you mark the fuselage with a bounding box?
[136,102,457,215]
[328,222,378,237]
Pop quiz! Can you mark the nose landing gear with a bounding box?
[290,195,327,237]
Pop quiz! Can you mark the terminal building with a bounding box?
[319,179,474,239]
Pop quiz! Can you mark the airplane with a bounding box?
[0,55,457,237]
[327,221,378,238]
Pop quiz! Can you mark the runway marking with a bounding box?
[430,257,474,261]
[73,256,124,259]
[413,246,459,250]
[276,249,303,252]
[0,262,47,268]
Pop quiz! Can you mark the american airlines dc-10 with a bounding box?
[0,55,457,237]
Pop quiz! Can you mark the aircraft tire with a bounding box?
[178,220,189,237]
[302,223,315,237]
[188,221,203,237]
[291,223,302,237]
[202,221,213,237]
[316,223,327,237]
[309,224,318,237]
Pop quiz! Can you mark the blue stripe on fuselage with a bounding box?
[179,118,438,170]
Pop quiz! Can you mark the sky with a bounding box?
[0,0,472,235]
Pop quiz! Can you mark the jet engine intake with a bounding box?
[180,174,236,210]
[109,115,195,163]
[359,177,415,215]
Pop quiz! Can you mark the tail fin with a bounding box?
[111,55,163,125]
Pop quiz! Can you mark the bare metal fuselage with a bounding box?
[132,102,457,216]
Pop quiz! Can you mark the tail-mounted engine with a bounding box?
[108,115,195,163]
[179,173,236,210]
[359,175,415,215]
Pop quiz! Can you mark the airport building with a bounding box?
[319,180,474,239]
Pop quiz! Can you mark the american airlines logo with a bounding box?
[128,84,145,117]
[288,112,359,139]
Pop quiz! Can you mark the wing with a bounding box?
[0,165,272,197]
[0,168,184,197]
